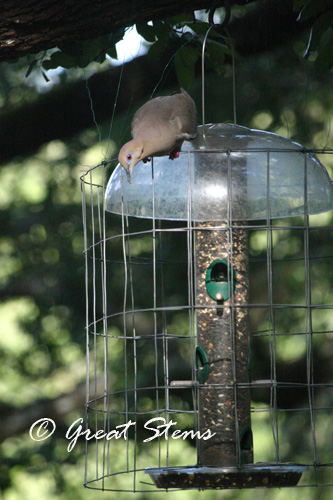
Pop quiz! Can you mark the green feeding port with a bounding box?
[205,259,236,302]
[240,426,254,465]
[195,345,209,384]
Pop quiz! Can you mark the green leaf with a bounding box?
[108,28,125,46]
[174,45,199,89]
[25,59,38,78]
[96,53,106,64]
[297,0,333,22]
[183,45,200,66]
[152,21,170,41]
[107,45,118,60]
[304,11,333,56]
[136,23,156,43]
[41,70,50,83]
[166,13,194,27]
[205,40,230,76]
[148,38,167,60]
[174,52,194,89]
[78,36,115,66]
[75,42,99,66]
[189,21,222,41]
[58,44,79,57]
[86,38,108,62]
[106,30,126,60]
[42,51,76,70]
[181,32,194,43]
[293,0,307,12]
[190,21,212,36]
[44,32,126,70]
[315,33,333,73]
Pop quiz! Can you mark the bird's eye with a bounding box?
[126,153,132,161]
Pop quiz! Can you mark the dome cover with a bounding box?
[105,124,333,221]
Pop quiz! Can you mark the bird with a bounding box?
[118,88,197,183]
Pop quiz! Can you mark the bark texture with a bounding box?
[0,0,304,165]
[0,0,299,62]
[0,0,241,61]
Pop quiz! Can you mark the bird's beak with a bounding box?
[125,166,132,184]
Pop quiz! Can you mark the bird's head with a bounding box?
[118,140,144,183]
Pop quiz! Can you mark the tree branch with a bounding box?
[0,0,306,164]
[0,0,256,62]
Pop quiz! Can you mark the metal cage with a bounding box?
[81,124,333,492]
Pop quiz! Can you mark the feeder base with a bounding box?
[145,463,308,489]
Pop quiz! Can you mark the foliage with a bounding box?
[24,31,125,84]
[23,2,333,89]
[140,15,231,88]
[28,15,231,90]
[294,0,333,73]
[43,31,125,70]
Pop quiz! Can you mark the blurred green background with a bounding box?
[0,4,333,499]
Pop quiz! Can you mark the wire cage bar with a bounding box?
[81,128,333,492]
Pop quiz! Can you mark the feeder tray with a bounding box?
[145,463,309,489]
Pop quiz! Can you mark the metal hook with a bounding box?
[208,0,231,33]
[202,0,234,128]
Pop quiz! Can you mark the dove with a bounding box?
[118,88,197,182]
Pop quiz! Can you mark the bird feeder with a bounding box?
[83,123,333,491]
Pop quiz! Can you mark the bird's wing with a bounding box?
[131,98,164,137]
[131,90,197,141]
[171,88,197,139]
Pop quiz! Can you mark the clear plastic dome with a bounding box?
[105,124,333,221]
